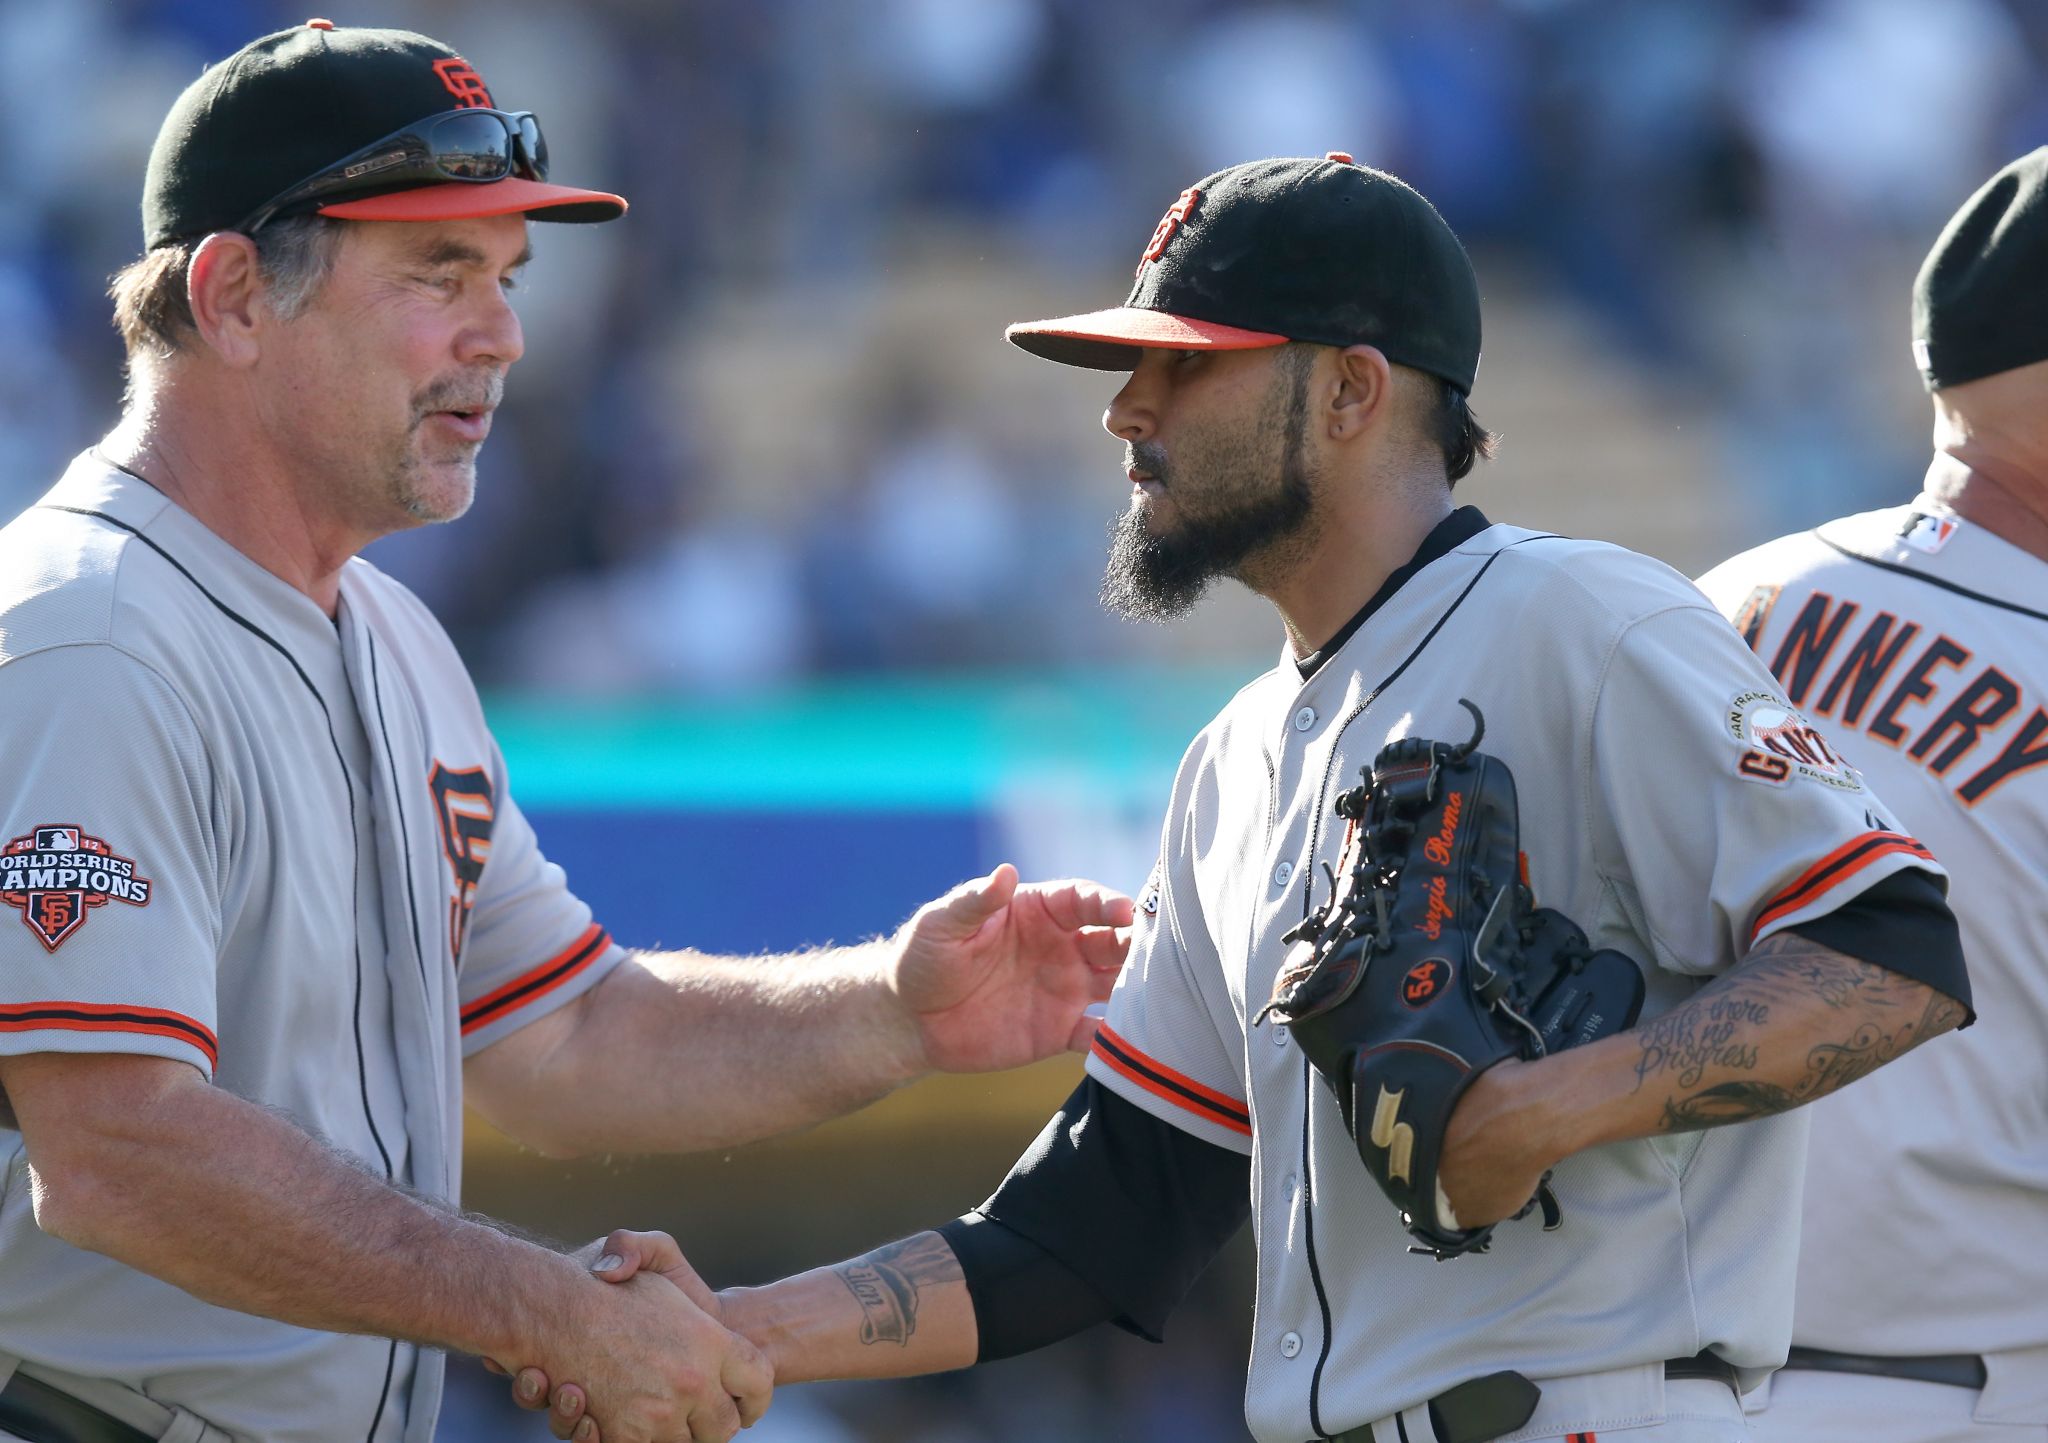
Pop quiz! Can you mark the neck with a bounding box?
[101,383,367,617]
[1260,469,1455,657]
[1926,402,2048,565]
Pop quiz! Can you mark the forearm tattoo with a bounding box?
[1631,933,1964,1134]
[833,1232,963,1347]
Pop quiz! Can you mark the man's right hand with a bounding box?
[503,1243,770,1443]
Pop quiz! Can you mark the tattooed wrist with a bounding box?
[833,1233,963,1348]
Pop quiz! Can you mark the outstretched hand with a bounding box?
[892,864,1133,1074]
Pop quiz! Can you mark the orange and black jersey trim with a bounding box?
[1751,830,1937,943]
[459,922,612,1037]
[1776,865,1970,1017]
[0,1000,218,1070]
[1091,1023,1251,1137]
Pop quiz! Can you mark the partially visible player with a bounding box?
[1697,147,2048,1443]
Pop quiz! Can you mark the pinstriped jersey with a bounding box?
[1083,519,1945,1443]
[1698,498,2048,1401]
[0,455,623,1443]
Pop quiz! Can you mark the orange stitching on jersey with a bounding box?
[1092,1023,1251,1134]
[0,1000,217,1068]
[1750,832,1935,942]
[459,923,611,1034]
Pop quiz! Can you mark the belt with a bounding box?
[1783,1345,1987,1390]
[0,1372,154,1443]
[1328,1352,1741,1443]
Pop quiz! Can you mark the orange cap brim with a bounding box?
[1006,306,1288,370]
[319,176,626,225]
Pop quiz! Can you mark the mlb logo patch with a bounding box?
[1902,512,1960,554]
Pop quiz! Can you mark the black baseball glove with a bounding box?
[1256,700,1644,1259]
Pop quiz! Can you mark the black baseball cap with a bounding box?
[1912,147,2048,391]
[142,19,625,250]
[1007,153,1482,393]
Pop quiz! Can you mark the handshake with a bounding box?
[485,1229,772,1443]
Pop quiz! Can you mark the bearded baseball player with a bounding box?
[522,156,1974,1443]
[0,23,1134,1443]
[1694,148,2048,1443]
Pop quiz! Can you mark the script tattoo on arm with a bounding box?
[1630,932,1964,1134]
[832,1231,964,1347]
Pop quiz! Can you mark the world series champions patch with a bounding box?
[1,825,152,951]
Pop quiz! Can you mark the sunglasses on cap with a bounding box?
[236,107,549,235]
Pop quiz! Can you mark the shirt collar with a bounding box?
[1294,505,1492,680]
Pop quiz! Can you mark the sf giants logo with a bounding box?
[432,57,495,109]
[1136,187,1200,276]
[0,825,152,951]
[430,764,497,961]
[1422,791,1464,867]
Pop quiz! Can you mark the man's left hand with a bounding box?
[893,864,1132,1074]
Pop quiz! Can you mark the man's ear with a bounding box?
[186,233,268,368]
[1328,344,1393,441]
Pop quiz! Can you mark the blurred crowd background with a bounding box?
[6,1,2045,1439]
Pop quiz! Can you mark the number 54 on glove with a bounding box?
[1256,700,1645,1260]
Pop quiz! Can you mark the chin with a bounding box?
[398,462,478,525]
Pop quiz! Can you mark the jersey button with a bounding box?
[1272,1023,1289,1046]
[1273,860,1294,887]
[1283,1172,1299,1200]
[1280,1331,1303,1358]
[1293,706,1317,731]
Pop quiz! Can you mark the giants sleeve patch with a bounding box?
[1726,692,1864,793]
[1,826,152,951]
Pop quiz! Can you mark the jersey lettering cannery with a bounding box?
[1733,579,2048,806]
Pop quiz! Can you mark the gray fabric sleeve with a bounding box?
[456,739,622,1053]
[0,645,222,1076]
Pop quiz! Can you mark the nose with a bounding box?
[459,284,526,369]
[1103,369,1154,444]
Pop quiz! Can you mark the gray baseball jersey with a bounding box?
[1698,498,2048,1421]
[0,454,623,1443]
[1084,516,1945,1443]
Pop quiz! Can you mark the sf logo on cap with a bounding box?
[432,57,494,109]
[1137,187,1200,277]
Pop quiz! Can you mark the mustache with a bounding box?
[1125,441,1170,484]
[411,374,504,423]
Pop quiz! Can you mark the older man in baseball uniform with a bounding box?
[532,154,1976,1443]
[1697,148,2048,1443]
[0,23,1130,1443]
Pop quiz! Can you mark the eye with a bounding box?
[1173,348,1204,366]
[499,273,521,294]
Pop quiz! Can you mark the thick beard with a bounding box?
[1099,355,1316,622]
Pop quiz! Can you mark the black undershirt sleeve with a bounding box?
[937,1078,1252,1360]
[1782,866,1973,1020]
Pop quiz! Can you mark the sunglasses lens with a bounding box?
[519,114,549,180]
[426,110,516,180]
